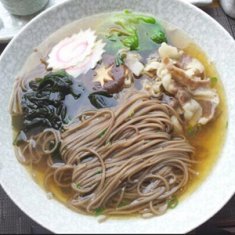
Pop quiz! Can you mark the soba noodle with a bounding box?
[15,92,195,217]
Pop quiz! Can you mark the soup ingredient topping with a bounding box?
[94,63,126,93]
[21,70,84,132]
[117,48,144,76]
[167,195,178,209]
[107,11,167,51]
[88,91,117,109]
[47,29,105,77]
[102,65,126,93]
[93,64,114,86]
[210,76,218,87]
[144,43,219,127]
[93,49,144,93]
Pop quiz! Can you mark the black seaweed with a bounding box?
[88,91,117,109]
[21,70,83,132]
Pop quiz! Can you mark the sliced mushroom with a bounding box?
[103,64,126,94]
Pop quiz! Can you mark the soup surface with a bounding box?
[10,11,227,219]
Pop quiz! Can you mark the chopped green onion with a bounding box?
[94,207,104,216]
[186,124,201,137]
[98,128,107,138]
[167,195,178,209]
[210,77,218,87]
[121,33,139,50]
[76,183,81,189]
[124,9,132,14]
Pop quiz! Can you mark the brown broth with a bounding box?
[12,13,227,212]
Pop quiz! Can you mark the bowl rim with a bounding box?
[1,0,235,233]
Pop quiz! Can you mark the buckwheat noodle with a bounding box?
[15,92,195,218]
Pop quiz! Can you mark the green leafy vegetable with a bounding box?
[137,15,156,24]
[151,30,167,44]
[121,33,139,50]
[21,70,84,132]
[76,183,81,189]
[107,10,167,51]
[116,11,156,25]
[115,21,136,35]
[98,128,107,138]
[210,77,218,87]
[167,195,178,209]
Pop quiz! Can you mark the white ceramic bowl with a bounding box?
[0,0,235,233]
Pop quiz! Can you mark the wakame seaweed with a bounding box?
[88,91,117,109]
[21,70,84,132]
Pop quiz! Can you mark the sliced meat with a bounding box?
[182,99,202,125]
[197,99,218,125]
[143,43,219,127]
[184,58,205,78]
[176,89,192,105]
[167,63,210,89]
[177,54,192,69]
[191,87,219,100]
[191,87,219,125]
